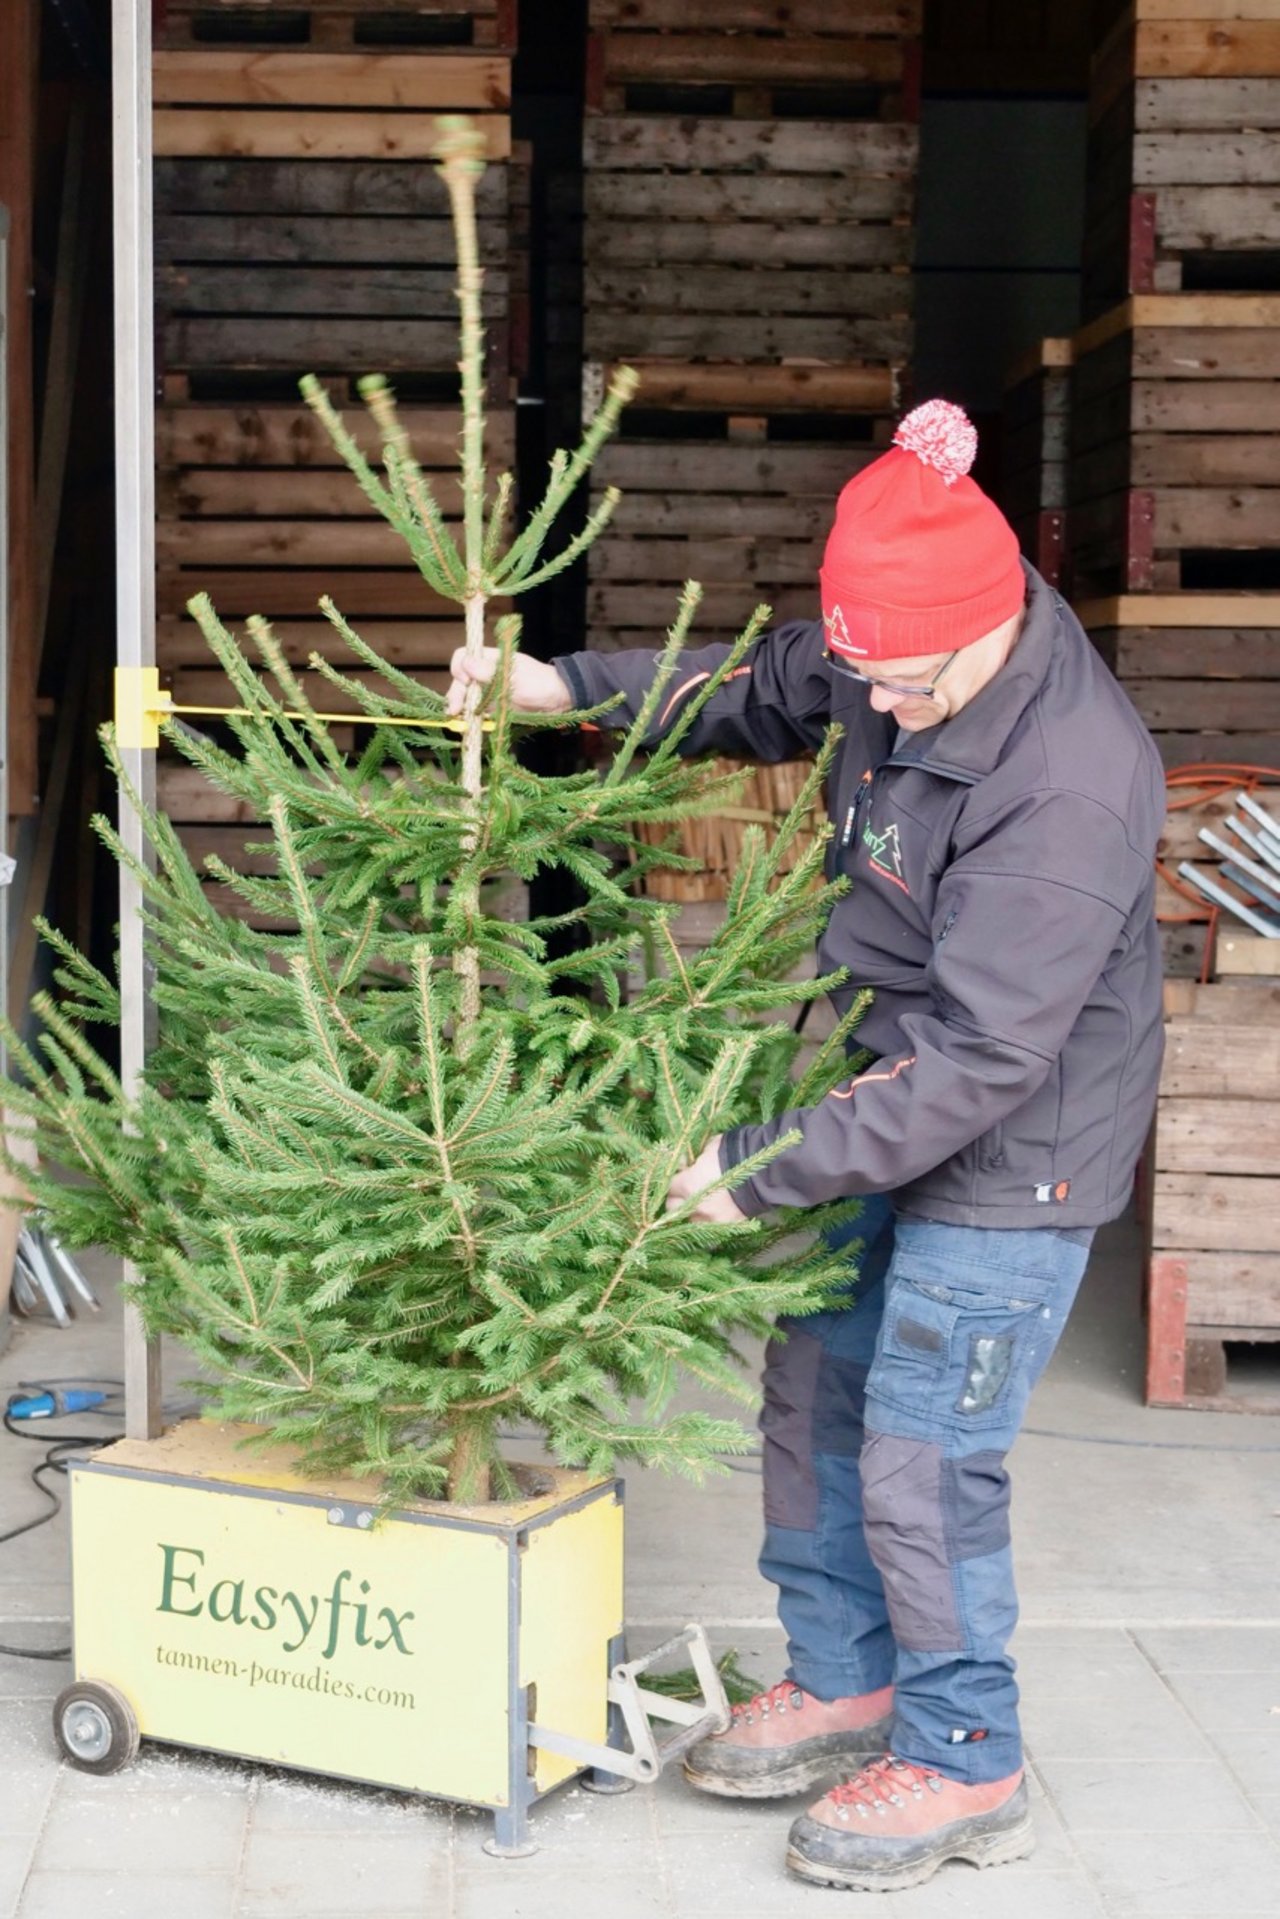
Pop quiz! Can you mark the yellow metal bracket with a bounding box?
[113,667,492,749]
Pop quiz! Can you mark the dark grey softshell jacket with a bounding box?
[554,565,1166,1229]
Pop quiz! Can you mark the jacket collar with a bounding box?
[888,563,1058,784]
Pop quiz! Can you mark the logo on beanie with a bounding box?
[823,604,867,658]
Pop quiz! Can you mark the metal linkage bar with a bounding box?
[529,1623,731,1785]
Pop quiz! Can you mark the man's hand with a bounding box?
[665,1136,746,1225]
[446,646,574,718]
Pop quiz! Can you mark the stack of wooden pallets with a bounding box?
[146,3,522,892]
[1070,4,1280,793]
[577,2,920,898]
[1000,339,1073,592]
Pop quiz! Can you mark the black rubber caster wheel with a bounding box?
[53,1680,141,1775]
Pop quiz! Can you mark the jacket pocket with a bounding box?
[977,1119,1005,1172]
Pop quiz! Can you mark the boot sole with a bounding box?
[683,1724,893,1803]
[785,1813,1036,1891]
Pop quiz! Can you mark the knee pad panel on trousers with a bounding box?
[942,1450,1012,1562]
[860,1429,962,1653]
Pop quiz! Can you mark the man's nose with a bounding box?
[868,684,906,714]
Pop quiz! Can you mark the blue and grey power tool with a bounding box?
[6,1388,109,1420]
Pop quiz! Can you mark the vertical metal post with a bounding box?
[112,0,162,1437]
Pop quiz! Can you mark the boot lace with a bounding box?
[827,1756,946,1817]
[729,1679,806,1726]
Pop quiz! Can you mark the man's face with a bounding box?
[834,650,961,732]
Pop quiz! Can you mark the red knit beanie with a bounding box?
[820,400,1025,663]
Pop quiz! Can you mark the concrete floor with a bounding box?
[2,1215,1280,1916]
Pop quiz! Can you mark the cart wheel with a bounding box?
[53,1681,140,1775]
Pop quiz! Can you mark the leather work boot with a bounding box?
[683,1679,894,1799]
[787,1755,1034,1890]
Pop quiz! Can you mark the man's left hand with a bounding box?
[665,1136,746,1224]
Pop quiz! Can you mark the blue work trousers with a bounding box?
[759,1198,1093,1784]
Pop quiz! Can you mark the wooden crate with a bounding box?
[1000,337,1073,591]
[587,0,921,120]
[1086,0,1280,315]
[155,395,515,725]
[1147,977,1280,1409]
[156,0,517,53]
[1068,294,1280,595]
[580,116,916,366]
[153,49,513,379]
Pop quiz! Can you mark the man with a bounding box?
[448,400,1165,1892]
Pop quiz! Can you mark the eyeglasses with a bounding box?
[825,649,960,702]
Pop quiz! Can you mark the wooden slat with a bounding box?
[151,52,510,109]
[160,472,459,519]
[592,491,838,538]
[177,823,278,877]
[168,665,450,713]
[598,32,905,86]
[158,616,463,669]
[155,404,513,470]
[1152,485,1280,548]
[1217,932,1280,974]
[591,535,822,583]
[1128,678,1280,730]
[583,265,909,321]
[1134,20,1280,78]
[1132,379,1280,433]
[157,521,437,567]
[1135,76,1280,129]
[1155,184,1280,250]
[1183,1251,1280,1331]
[588,582,817,628]
[152,109,512,161]
[156,570,454,617]
[613,361,899,413]
[1157,1096,1280,1174]
[583,171,914,224]
[583,312,912,361]
[1077,592,1280,628]
[1153,1171,1280,1250]
[583,116,917,175]
[1116,627,1280,677]
[1134,127,1280,185]
[590,1,921,31]
[158,762,263,823]
[1162,980,1280,1021]
[1162,1017,1280,1095]
[1131,432,1280,486]
[158,263,507,318]
[156,212,508,266]
[1073,295,1280,358]
[586,220,913,269]
[595,441,877,494]
[160,315,479,370]
[154,158,508,216]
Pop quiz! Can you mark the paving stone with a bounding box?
[1249,1798,1280,1832]
[0,1837,34,1916]
[240,1827,448,1914]
[1134,1628,1280,1675]
[1066,1828,1280,1917]
[1035,1757,1262,1833]
[33,1787,247,1876]
[52,1743,254,1797]
[0,1630,70,1703]
[0,1702,61,1784]
[1159,1669,1280,1733]
[872,1867,1106,1919]
[251,1772,445,1836]
[1021,1676,1212,1763]
[17,1872,237,1919]
[456,1871,673,1919]
[1009,1628,1154,1699]
[0,1766,54,1841]
[1209,1729,1280,1799]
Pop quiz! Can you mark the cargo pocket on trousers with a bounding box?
[869,1278,959,1423]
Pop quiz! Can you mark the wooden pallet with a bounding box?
[580,116,916,366]
[155,396,514,718]
[586,418,881,651]
[1086,2,1280,313]
[1001,337,1072,591]
[587,0,921,120]
[1147,976,1280,1410]
[153,49,513,378]
[1068,294,1280,595]
[156,0,517,53]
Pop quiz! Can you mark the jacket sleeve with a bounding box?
[551,620,833,763]
[720,787,1148,1213]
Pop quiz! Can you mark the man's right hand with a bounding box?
[446,647,573,717]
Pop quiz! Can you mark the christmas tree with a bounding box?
[1,118,869,1504]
